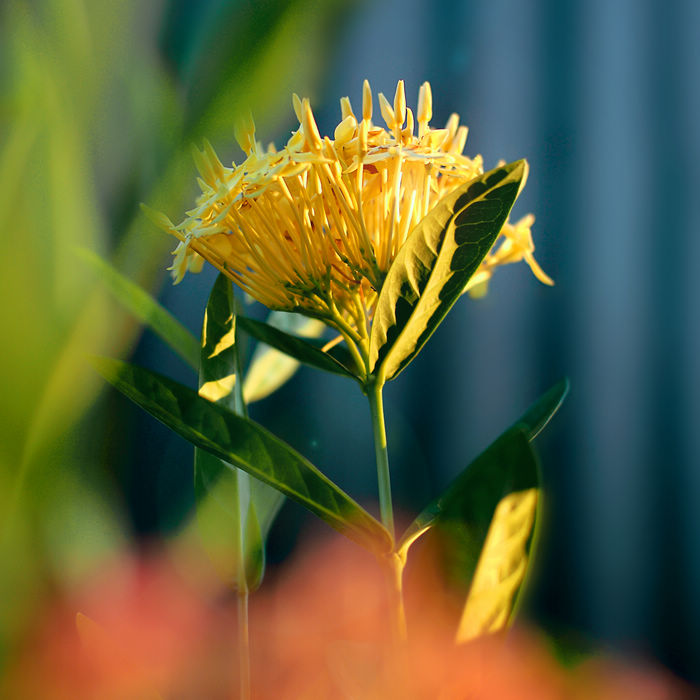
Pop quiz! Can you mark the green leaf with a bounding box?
[94,357,392,555]
[194,449,265,590]
[77,247,200,370]
[237,315,360,380]
[399,428,540,642]
[397,378,568,640]
[369,161,528,382]
[516,377,569,440]
[195,273,282,591]
[243,312,325,403]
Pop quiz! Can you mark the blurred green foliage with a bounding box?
[0,0,351,670]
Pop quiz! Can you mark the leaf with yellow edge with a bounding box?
[398,380,568,640]
[398,378,566,560]
[370,161,528,382]
[400,428,539,641]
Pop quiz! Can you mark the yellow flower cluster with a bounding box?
[150,80,551,332]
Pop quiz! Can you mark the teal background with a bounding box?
[2,0,698,685]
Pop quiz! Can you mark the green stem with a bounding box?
[233,290,251,698]
[389,552,407,640]
[367,379,394,539]
[233,296,249,420]
[237,589,251,700]
[367,379,408,640]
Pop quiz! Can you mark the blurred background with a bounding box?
[1,0,698,687]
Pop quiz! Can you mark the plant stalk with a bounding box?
[233,292,251,699]
[367,379,394,540]
[367,379,407,640]
[237,589,251,700]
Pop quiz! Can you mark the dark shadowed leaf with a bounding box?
[94,357,391,554]
[399,428,539,642]
[243,312,325,403]
[370,161,528,382]
[77,247,200,370]
[237,316,361,380]
[397,379,568,639]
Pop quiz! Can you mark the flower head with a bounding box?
[150,80,551,333]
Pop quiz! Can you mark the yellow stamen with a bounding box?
[362,79,372,122]
[153,80,551,332]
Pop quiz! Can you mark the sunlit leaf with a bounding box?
[237,316,361,380]
[399,428,539,642]
[94,357,391,554]
[243,312,325,403]
[77,248,200,370]
[398,379,569,624]
[370,161,528,382]
[454,472,538,642]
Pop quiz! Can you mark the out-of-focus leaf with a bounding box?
[237,316,360,380]
[94,357,391,554]
[399,428,539,642]
[77,248,199,370]
[195,450,265,591]
[195,274,277,591]
[243,312,325,403]
[369,161,528,382]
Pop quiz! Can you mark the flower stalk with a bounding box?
[233,299,252,700]
[367,377,408,640]
[367,379,394,539]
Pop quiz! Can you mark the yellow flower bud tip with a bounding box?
[445,113,459,139]
[140,203,177,233]
[301,98,323,151]
[358,118,368,152]
[393,80,406,128]
[287,129,305,150]
[340,96,355,121]
[292,93,303,122]
[519,213,535,229]
[426,128,449,149]
[452,125,468,154]
[234,111,256,154]
[334,114,357,144]
[404,107,415,137]
[202,139,226,178]
[527,253,555,286]
[191,144,206,175]
[362,79,372,121]
[417,81,432,124]
[378,92,396,130]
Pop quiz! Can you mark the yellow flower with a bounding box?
[149,80,551,335]
[466,213,554,298]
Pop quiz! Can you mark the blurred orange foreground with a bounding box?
[2,535,692,699]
